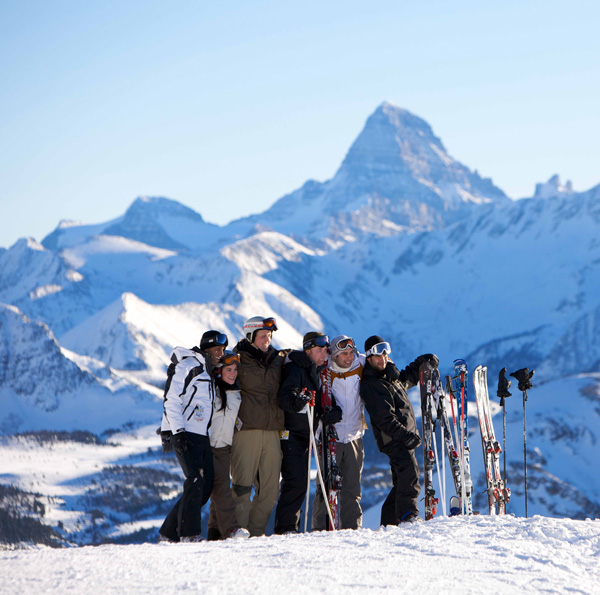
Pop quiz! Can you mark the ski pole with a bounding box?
[304,402,314,533]
[307,399,336,531]
[510,368,534,518]
[497,368,512,487]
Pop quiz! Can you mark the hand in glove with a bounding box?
[172,431,192,454]
[415,353,439,369]
[321,405,342,425]
[294,390,313,411]
[402,430,421,450]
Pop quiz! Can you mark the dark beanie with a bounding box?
[364,335,385,353]
[303,331,325,349]
[200,330,228,351]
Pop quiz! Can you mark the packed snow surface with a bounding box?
[2,516,599,594]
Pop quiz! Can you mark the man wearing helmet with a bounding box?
[231,316,288,536]
[359,335,438,525]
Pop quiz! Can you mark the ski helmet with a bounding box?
[243,316,278,343]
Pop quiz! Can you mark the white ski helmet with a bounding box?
[243,316,278,342]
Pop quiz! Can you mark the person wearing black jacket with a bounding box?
[359,335,438,525]
[274,331,339,534]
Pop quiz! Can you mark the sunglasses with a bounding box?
[303,335,330,350]
[365,342,392,357]
[335,338,355,351]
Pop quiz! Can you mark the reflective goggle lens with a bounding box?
[215,333,228,345]
[336,338,355,351]
[262,317,278,331]
[304,335,330,349]
[220,353,240,366]
[366,342,391,357]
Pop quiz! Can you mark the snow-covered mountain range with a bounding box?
[1,102,599,542]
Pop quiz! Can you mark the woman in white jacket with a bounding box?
[207,351,250,540]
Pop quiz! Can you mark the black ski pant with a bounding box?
[274,431,309,534]
[160,432,214,541]
[380,441,420,525]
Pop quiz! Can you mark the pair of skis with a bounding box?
[473,365,511,515]
[420,359,474,519]
[304,368,342,531]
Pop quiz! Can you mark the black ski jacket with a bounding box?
[278,350,326,437]
[360,358,422,453]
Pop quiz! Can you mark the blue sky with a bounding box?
[1,0,599,248]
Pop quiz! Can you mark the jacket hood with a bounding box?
[171,345,205,363]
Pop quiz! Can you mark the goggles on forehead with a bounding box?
[303,335,330,350]
[262,317,278,331]
[365,342,392,357]
[335,337,356,352]
[218,352,240,367]
[205,333,228,347]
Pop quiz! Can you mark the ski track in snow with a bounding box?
[2,516,600,594]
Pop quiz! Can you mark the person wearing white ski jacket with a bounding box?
[159,344,215,542]
[207,351,250,540]
[312,335,366,530]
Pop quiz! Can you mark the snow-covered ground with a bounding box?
[2,516,599,594]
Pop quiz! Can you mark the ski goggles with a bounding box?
[218,352,240,367]
[205,333,228,347]
[261,317,278,331]
[365,342,392,357]
[334,337,356,352]
[303,335,330,350]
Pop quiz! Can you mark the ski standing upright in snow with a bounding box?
[419,362,439,521]
[431,368,464,516]
[318,368,342,530]
[449,359,474,515]
[473,365,510,515]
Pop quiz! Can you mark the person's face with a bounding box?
[253,329,272,352]
[307,345,329,367]
[369,353,389,372]
[334,349,355,369]
[220,363,238,385]
[205,345,225,364]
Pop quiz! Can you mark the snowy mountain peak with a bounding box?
[337,102,445,177]
[101,196,205,250]
[534,174,574,199]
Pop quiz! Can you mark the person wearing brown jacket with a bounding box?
[231,316,287,536]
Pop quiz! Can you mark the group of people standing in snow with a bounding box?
[158,316,437,542]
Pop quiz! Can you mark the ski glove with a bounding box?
[294,390,313,411]
[172,431,192,454]
[415,353,439,369]
[403,430,421,451]
[321,405,342,425]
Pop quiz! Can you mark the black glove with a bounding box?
[321,405,342,425]
[294,390,312,411]
[510,368,534,392]
[172,431,192,454]
[497,367,512,405]
[403,430,421,450]
[416,354,439,369]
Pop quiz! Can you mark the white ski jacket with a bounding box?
[209,384,242,448]
[161,346,214,436]
[328,354,367,444]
